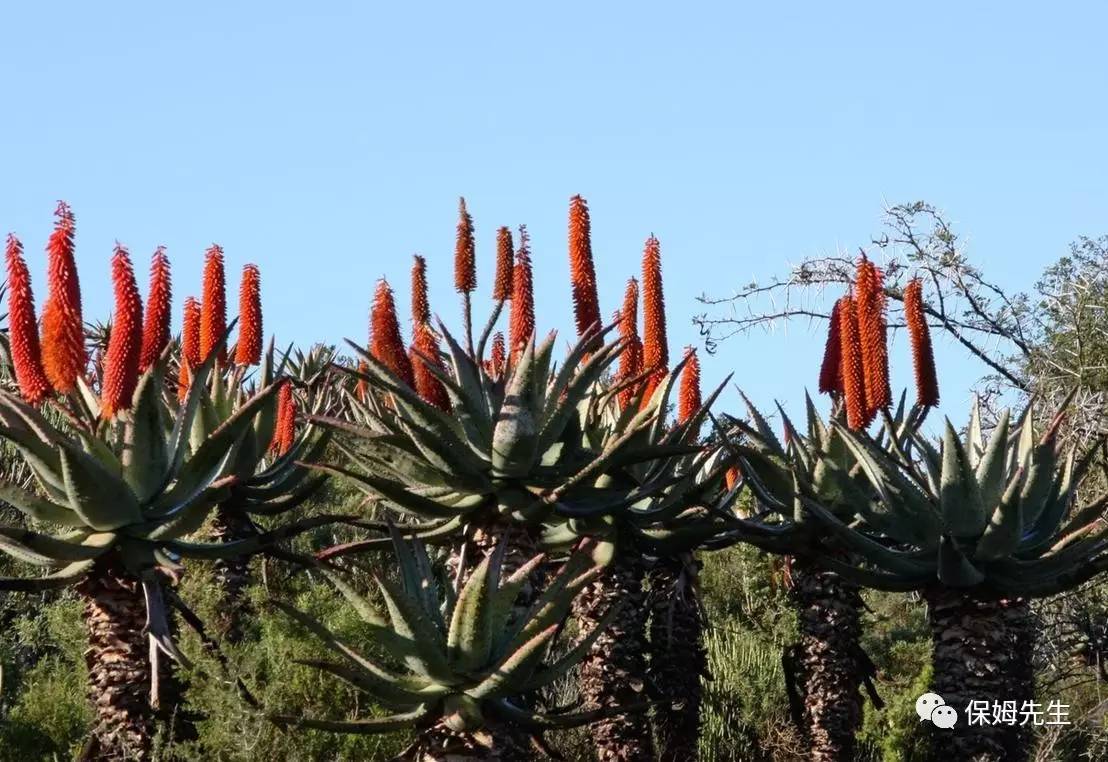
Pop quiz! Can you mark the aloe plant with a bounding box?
[271,531,621,760]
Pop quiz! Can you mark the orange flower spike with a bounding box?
[101,246,144,419]
[724,466,741,491]
[454,197,476,294]
[178,296,201,401]
[904,278,940,408]
[640,236,668,400]
[5,235,51,404]
[410,324,451,411]
[411,255,430,326]
[139,247,172,372]
[616,278,643,409]
[492,226,514,302]
[489,332,506,377]
[818,300,844,396]
[234,264,263,366]
[271,380,296,454]
[677,347,702,425]
[370,279,415,388]
[41,201,85,394]
[855,255,891,419]
[837,295,868,430]
[199,244,227,365]
[508,225,535,362]
[569,195,601,342]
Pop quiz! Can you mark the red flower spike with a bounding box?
[489,332,506,378]
[640,236,668,402]
[904,278,940,408]
[101,246,144,418]
[508,226,535,363]
[725,466,741,491]
[677,348,702,425]
[616,278,643,409]
[454,197,476,294]
[492,226,514,302]
[5,235,51,404]
[855,256,892,418]
[370,279,415,388]
[569,195,601,343]
[235,264,263,366]
[837,295,868,430]
[271,381,296,455]
[178,296,201,402]
[199,244,227,365]
[41,201,85,394]
[411,255,430,326]
[139,247,172,372]
[410,324,451,411]
[818,300,844,396]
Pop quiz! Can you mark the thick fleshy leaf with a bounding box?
[939,420,986,538]
[60,446,142,531]
[937,535,985,587]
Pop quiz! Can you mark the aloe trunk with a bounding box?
[77,555,155,761]
[788,556,865,762]
[575,548,654,762]
[210,505,255,643]
[402,723,533,761]
[647,553,705,762]
[924,586,1034,762]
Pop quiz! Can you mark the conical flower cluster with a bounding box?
[370,279,415,388]
[492,226,514,302]
[508,226,535,363]
[235,264,263,366]
[5,235,51,404]
[200,244,227,365]
[677,348,702,424]
[454,198,476,294]
[837,295,867,430]
[569,195,601,343]
[818,300,844,396]
[855,256,891,420]
[178,296,201,401]
[408,256,449,411]
[904,278,940,407]
[101,247,144,418]
[271,380,296,455]
[41,202,85,394]
[411,255,430,325]
[489,332,506,378]
[139,247,172,372]
[616,278,643,409]
[641,235,668,400]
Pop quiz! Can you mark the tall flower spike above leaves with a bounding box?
[235,264,263,366]
[569,195,601,343]
[616,277,643,409]
[5,235,51,404]
[101,246,144,419]
[200,244,227,365]
[818,299,844,396]
[41,201,85,394]
[855,255,891,418]
[271,380,296,455]
[508,225,535,363]
[454,197,476,294]
[641,235,668,400]
[837,295,868,430]
[677,347,702,425]
[370,279,415,388]
[411,255,430,325]
[178,296,201,402]
[492,226,514,301]
[139,247,172,372]
[489,331,506,377]
[410,324,451,411]
[904,278,940,407]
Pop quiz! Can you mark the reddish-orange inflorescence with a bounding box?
[5,235,51,404]
[492,226,514,302]
[235,264,263,366]
[855,256,891,419]
[410,324,451,411]
[41,201,86,394]
[271,380,296,455]
[904,278,940,408]
[489,332,506,377]
[569,195,601,342]
[641,236,668,401]
[725,466,741,491]
[818,300,844,396]
[200,244,227,365]
[837,295,868,430]
[411,255,430,326]
[178,296,201,401]
[139,247,172,372]
[508,226,535,363]
[370,279,415,388]
[616,277,643,409]
[454,198,476,294]
[101,246,144,418]
[677,347,702,425]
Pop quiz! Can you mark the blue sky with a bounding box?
[2,3,1106,426]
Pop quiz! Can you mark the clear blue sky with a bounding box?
[2,3,1106,425]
